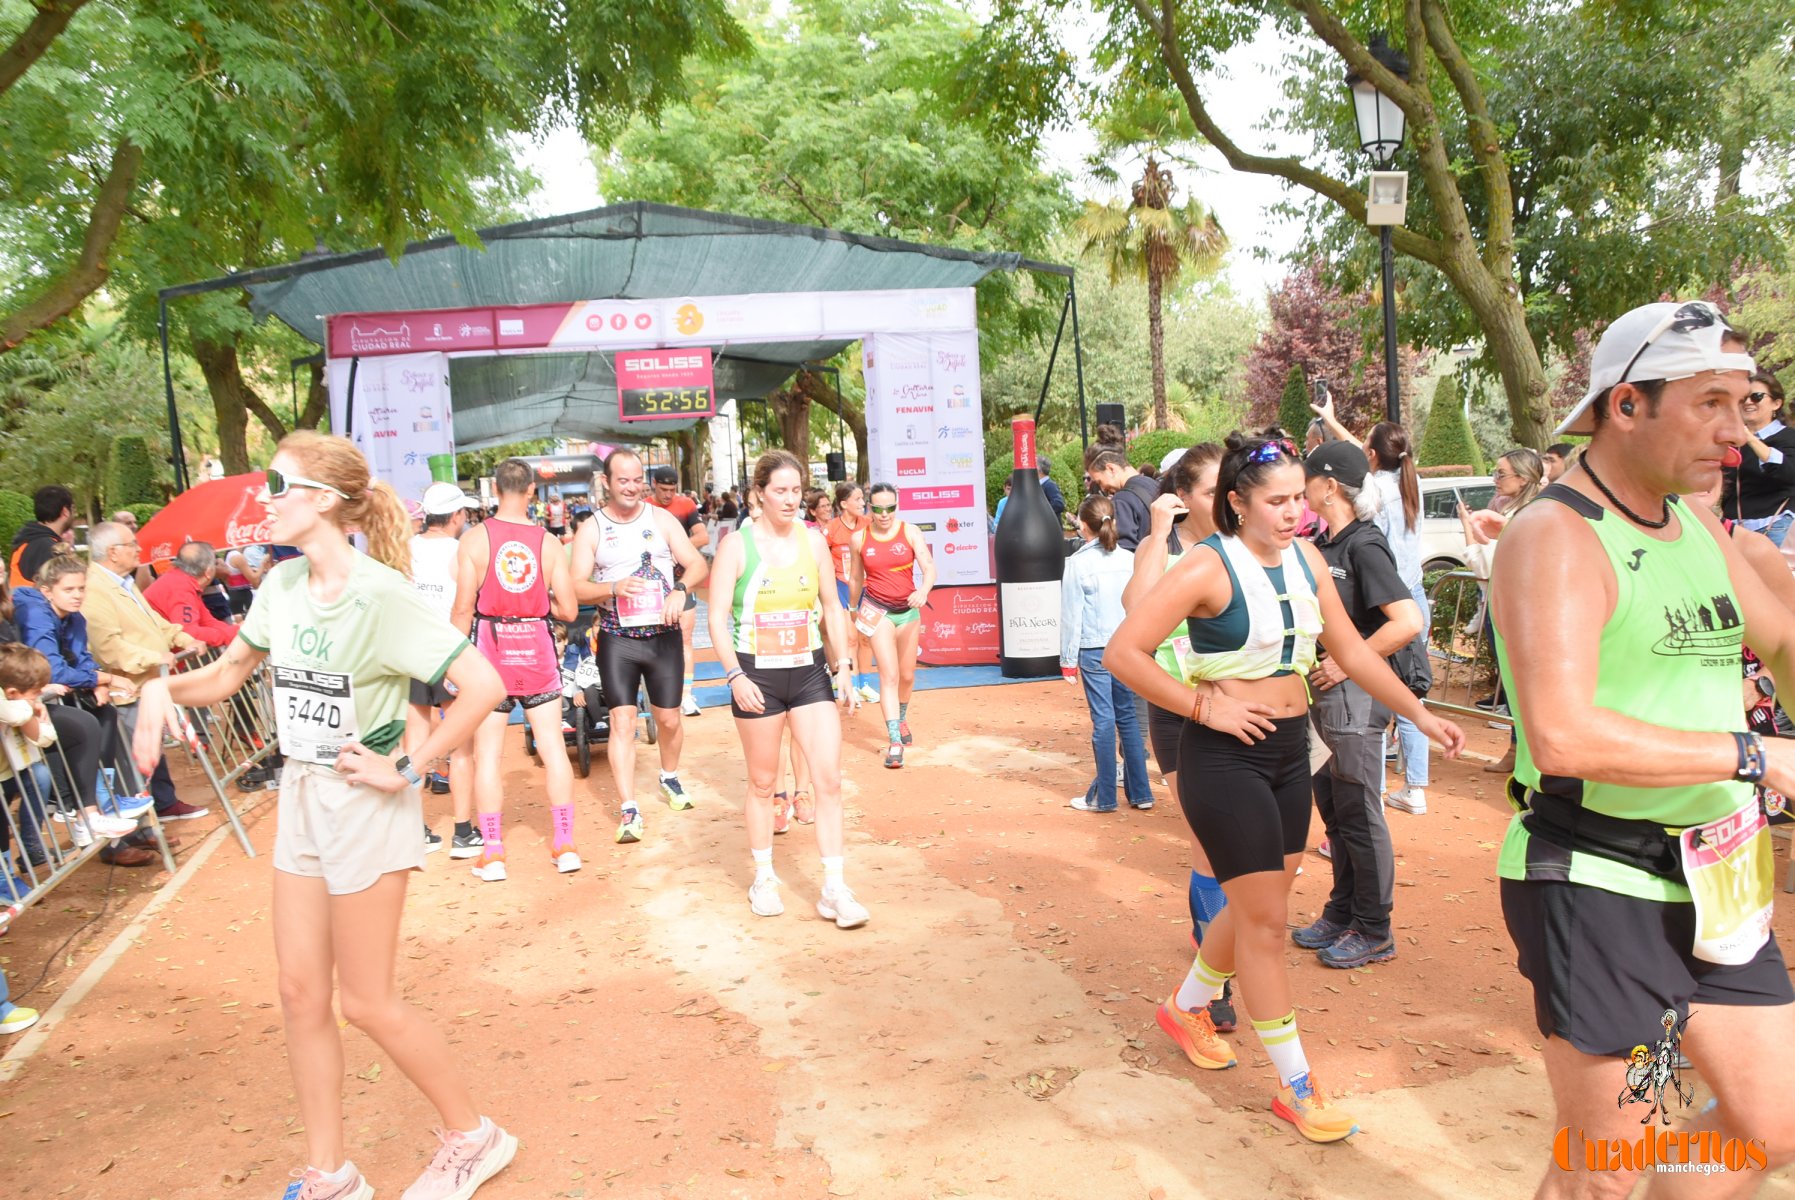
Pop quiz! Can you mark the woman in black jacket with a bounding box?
[1725,370,1795,546]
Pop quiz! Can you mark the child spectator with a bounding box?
[0,644,60,898]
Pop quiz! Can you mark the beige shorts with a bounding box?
[273,759,425,895]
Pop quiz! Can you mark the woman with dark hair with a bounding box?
[825,482,876,702]
[849,483,935,768]
[1061,494,1147,812]
[1106,433,1463,1144]
[1725,370,1795,546]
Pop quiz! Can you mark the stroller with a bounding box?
[523,613,656,778]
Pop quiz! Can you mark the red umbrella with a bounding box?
[135,473,273,566]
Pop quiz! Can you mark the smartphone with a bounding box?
[1311,378,1329,406]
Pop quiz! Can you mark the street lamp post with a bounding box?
[1345,34,1410,425]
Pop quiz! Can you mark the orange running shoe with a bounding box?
[772,792,791,835]
[1155,996,1236,1070]
[1272,1072,1359,1143]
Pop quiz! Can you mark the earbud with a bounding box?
[1619,401,1635,416]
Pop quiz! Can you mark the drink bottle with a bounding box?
[995,416,1063,678]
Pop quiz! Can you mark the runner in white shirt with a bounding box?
[405,482,481,858]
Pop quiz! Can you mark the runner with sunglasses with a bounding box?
[132,436,517,1200]
[1722,370,1795,547]
[1106,432,1464,1144]
[1488,302,1795,1193]
[707,450,867,927]
[848,484,935,769]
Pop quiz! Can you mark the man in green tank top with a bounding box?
[1490,301,1795,1193]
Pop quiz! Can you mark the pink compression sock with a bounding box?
[550,803,575,851]
[477,811,504,857]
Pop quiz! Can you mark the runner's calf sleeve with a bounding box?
[1189,871,1227,943]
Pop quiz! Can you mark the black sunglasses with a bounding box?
[1618,302,1732,384]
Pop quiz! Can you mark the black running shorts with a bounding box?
[1501,877,1793,1058]
[492,691,561,715]
[732,650,835,719]
[1176,716,1312,883]
[595,627,685,711]
[1147,701,1185,778]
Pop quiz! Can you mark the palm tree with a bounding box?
[1075,93,1228,431]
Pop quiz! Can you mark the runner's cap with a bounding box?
[403,498,425,522]
[1559,301,1756,436]
[1305,440,1368,489]
[650,466,677,485]
[1159,445,1193,474]
[422,482,480,516]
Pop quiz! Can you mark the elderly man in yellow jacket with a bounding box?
[83,521,209,822]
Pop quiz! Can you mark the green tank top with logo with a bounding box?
[731,522,824,664]
[1492,489,1749,902]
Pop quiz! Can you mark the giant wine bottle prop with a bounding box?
[995,415,1063,678]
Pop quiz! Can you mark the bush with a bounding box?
[1126,430,1191,472]
[0,490,32,558]
[125,502,160,529]
[1418,377,1484,473]
[107,435,160,507]
[987,449,1078,519]
[1277,364,1310,440]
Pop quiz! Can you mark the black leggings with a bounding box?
[46,703,103,812]
[1147,701,1185,778]
[1176,716,1313,883]
[595,628,685,711]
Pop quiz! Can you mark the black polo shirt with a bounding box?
[1313,518,1409,639]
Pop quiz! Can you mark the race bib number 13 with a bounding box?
[753,610,811,668]
[273,666,357,764]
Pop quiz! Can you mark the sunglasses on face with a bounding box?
[1618,301,1732,385]
[265,467,349,500]
[1743,391,1772,406]
[1247,439,1298,465]
[869,504,898,515]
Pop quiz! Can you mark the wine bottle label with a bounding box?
[999,580,1059,658]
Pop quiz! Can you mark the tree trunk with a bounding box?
[769,388,812,464]
[193,339,254,475]
[0,0,92,101]
[795,371,869,483]
[1147,263,1168,431]
[1450,264,1551,448]
[300,361,329,430]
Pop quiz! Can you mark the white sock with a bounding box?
[660,769,677,783]
[317,1161,357,1184]
[752,846,775,884]
[459,1116,489,1137]
[1175,950,1231,1011]
[821,855,845,890]
[1252,1012,1312,1087]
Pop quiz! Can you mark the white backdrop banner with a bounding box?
[863,331,989,586]
[326,352,455,504]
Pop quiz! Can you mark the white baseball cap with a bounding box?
[1558,301,1756,436]
[422,482,479,516]
[1159,445,1194,474]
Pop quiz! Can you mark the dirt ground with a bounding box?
[4,679,1795,1199]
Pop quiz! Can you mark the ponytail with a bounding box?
[277,430,413,577]
[1077,495,1118,553]
[353,481,413,578]
[1367,422,1420,532]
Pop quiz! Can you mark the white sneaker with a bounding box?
[64,815,93,848]
[470,858,508,883]
[749,875,784,917]
[681,692,702,717]
[555,850,582,874]
[1385,788,1428,815]
[58,811,136,839]
[816,884,869,929]
[1115,762,1125,785]
[856,683,880,704]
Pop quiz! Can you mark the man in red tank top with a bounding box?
[452,459,581,882]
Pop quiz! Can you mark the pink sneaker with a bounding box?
[402,1119,518,1200]
[282,1165,373,1200]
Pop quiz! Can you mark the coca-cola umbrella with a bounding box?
[135,473,274,567]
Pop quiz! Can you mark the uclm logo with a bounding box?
[897,458,928,477]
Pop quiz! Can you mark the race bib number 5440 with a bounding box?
[273,666,357,764]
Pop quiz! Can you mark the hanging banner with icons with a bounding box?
[863,330,990,588]
[614,347,717,422]
[326,351,454,503]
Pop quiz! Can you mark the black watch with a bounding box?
[1756,675,1777,700]
[672,582,687,593]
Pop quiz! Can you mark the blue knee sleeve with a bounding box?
[1189,871,1228,942]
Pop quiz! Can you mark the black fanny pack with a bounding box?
[1510,779,1686,884]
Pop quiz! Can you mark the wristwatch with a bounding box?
[393,755,423,788]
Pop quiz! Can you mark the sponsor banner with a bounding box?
[327,351,454,503]
[614,347,717,422]
[898,485,976,510]
[919,585,1000,666]
[324,289,978,360]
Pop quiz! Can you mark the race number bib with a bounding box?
[853,595,885,638]
[617,580,668,628]
[1679,799,1774,965]
[273,666,356,764]
[753,610,811,668]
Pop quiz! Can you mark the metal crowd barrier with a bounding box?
[164,647,276,857]
[1421,568,1513,730]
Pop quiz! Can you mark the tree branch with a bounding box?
[0,138,142,353]
[0,0,90,100]
[300,361,329,429]
[1127,0,1445,269]
[1419,0,1514,279]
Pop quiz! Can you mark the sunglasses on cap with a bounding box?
[1247,439,1298,465]
[1618,301,1732,385]
[265,467,349,500]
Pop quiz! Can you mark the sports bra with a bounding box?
[1180,533,1322,682]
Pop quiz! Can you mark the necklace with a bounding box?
[1580,451,1671,529]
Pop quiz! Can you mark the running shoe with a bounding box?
[554,848,582,874]
[816,884,869,929]
[157,800,210,821]
[0,1005,40,1035]
[615,807,644,845]
[771,794,791,836]
[450,829,485,860]
[792,791,816,825]
[1316,838,1332,860]
[660,776,694,811]
[1130,798,1155,811]
[898,720,913,746]
[1317,930,1396,969]
[469,855,508,883]
[1292,916,1351,950]
[427,772,451,795]
[1272,1072,1359,1143]
[56,811,136,839]
[401,1118,518,1200]
[1208,981,1238,1034]
[107,793,155,820]
[424,826,443,855]
[1155,996,1236,1070]
[282,1165,374,1200]
[1384,787,1427,815]
[884,743,904,769]
[749,875,784,917]
[856,682,880,704]
[1067,795,1117,814]
[681,692,702,717]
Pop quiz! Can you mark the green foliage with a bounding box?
[1278,365,1310,440]
[124,502,160,529]
[0,490,33,560]
[1417,377,1483,473]
[107,435,160,507]
[987,450,1077,518]
[456,440,558,482]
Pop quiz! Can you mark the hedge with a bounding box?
[1277,364,1310,439]
[124,502,160,529]
[1418,377,1484,473]
[1126,430,1192,472]
[108,435,160,507]
[988,449,1078,521]
[0,490,32,558]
